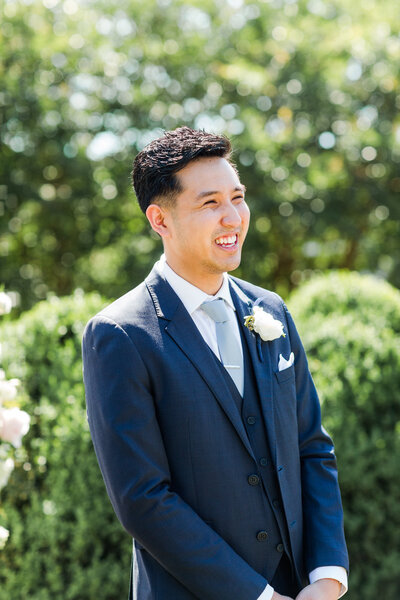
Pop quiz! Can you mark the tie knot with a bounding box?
[200,298,230,323]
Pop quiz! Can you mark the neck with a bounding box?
[164,253,224,295]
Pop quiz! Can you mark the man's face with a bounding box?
[161,156,250,287]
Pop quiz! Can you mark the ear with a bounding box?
[146,203,171,239]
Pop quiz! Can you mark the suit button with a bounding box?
[259,457,268,467]
[273,499,280,508]
[247,416,256,425]
[276,543,284,553]
[256,530,268,542]
[248,474,260,486]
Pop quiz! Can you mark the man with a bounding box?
[82,127,349,600]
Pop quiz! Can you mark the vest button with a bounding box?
[276,543,284,553]
[273,499,280,508]
[248,474,260,486]
[256,530,268,542]
[259,457,268,467]
[247,416,256,425]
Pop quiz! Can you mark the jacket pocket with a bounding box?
[274,363,295,383]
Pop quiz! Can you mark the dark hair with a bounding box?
[132,126,236,214]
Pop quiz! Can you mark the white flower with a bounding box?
[0,407,30,447]
[0,376,21,404]
[0,457,14,490]
[244,305,285,342]
[0,369,21,404]
[0,526,10,549]
[0,292,12,315]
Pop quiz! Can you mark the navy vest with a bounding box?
[208,313,295,582]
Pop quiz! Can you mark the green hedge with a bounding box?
[1,272,399,599]
[288,271,400,600]
[0,291,131,600]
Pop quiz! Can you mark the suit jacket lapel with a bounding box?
[145,264,255,461]
[229,277,277,466]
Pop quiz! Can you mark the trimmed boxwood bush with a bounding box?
[1,272,399,599]
[0,291,131,600]
[288,271,400,600]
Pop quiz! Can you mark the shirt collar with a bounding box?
[156,253,236,316]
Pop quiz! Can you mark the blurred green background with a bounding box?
[1,0,399,311]
[1,0,400,598]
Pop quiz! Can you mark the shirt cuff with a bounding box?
[257,583,275,600]
[309,566,348,598]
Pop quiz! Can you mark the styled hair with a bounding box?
[132,126,236,214]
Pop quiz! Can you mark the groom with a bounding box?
[82,127,349,600]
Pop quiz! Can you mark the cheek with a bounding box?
[241,205,250,230]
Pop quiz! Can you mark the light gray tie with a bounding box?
[200,298,244,396]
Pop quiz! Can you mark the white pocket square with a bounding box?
[278,352,294,371]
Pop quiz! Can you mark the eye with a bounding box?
[233,195,244,202]
[203,199,217,205]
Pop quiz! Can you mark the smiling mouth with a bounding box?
[214,233,239,249]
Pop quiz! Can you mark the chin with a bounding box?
[219,256,241,272]
[206,247,242,273]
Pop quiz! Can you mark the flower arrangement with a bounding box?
[0,290,30,549]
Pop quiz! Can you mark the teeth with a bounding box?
[216,235,237,245]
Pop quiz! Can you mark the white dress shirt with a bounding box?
[156,253,348,600]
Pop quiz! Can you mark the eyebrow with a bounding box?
[195,185,246,201]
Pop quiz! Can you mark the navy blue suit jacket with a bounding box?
[82,261,349,599]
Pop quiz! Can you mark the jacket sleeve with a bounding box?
[281,303,349,575]
[82,314,268,600]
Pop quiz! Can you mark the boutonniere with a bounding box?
[244,305,285,342]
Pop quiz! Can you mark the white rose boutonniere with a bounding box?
[244,305,285,342]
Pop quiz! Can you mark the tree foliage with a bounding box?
[289,271,400,599]
[1,0,399,312]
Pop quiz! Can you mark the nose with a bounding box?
[221,200,242,229]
